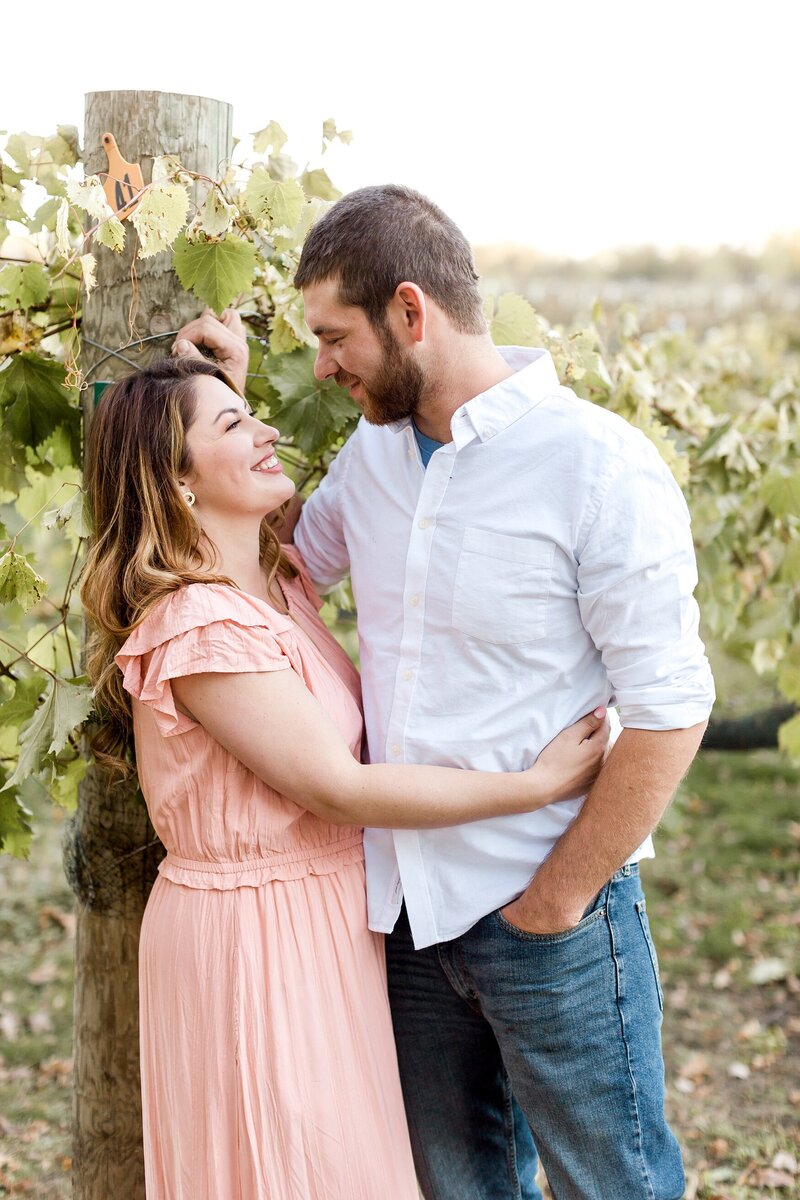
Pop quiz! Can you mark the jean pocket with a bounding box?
[452,527,554,645]
[636,898,664,1012]
[493,903,607,944]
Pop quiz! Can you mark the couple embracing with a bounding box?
[82,185,714,1199]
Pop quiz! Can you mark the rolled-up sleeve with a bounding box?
[576,435,715,730]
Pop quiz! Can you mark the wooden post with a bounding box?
[67,90,233,1200]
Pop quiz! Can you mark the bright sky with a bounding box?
[3,0,797,257]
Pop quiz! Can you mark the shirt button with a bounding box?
[402,669,412,681]
[409,594,419,607]
[417,518,430,530]
[391,744,401,756]
[482,425,496,438]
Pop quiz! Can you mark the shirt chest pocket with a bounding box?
[452,527,554,645]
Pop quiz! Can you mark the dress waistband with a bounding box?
[158,832,364,891]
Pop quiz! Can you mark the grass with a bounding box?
[0,751,798,1198]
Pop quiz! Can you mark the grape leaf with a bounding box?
[268,349,357,458]
[0,185,26,224]
[0,353,78,451]
[269,312,303,355]
[267,153,299,182]
[79,253,97,294]
[131,181,189,259]
[761,469,800,517]
[779,539,800,584]
[0,783,33,858]
[188,186,232,239]
[67,176,113,221]
[4,132,38,173]
[43,487,92,537]
[488,293,547,348]
[55,198,71,256]
[0,550,46,611]
[300,169,341,202]
[173,234,257,312]
[243,168,304,230]
[95,213,125,252]
[0,263,49,309]
[1,679,93,794]
[1,680,56,790]
[49,755,89,811]
[151,155,187,183]
[68,176,126,251]
[50,681,93,755]
[252,120,287,156]
[321,119,353,152]
[0,673,47,727]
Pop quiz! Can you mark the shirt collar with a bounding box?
[460,347,560,444]
[385,346,560,444]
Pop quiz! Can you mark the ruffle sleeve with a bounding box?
[115,584,294,736]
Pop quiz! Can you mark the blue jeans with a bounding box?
[385,865,684,1200]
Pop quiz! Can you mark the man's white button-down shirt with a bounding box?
[294,347,715,949]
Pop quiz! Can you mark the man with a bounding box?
[175,184,714,1200]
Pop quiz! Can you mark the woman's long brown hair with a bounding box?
[81,356,297,775]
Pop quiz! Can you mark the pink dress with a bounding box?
[116,550,418,1199]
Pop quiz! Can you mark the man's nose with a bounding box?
[313,344,337,382]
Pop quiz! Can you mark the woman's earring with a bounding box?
[183,491,196,508]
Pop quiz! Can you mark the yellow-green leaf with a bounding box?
[131,181,190,259]
[243,168,304,230]
[761,469,800,517]
[300,169,341,202]
[79,253,97,294]
[252,120,288,156]
[778,712,800,762]
[0,550,46,612]
[95,213,125,252]
[0,263,49,309]
[173,234,257,313]
[488,294,546,348]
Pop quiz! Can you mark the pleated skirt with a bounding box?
[139,860,419,1199]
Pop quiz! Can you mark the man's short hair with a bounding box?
[294,184,487,335]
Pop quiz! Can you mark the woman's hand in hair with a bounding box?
[172,309,249,393]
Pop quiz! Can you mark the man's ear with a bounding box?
[389,282,427,344]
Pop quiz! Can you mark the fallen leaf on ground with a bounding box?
[750,1167,796,1188]
[707,1138,730,1159]
[736,1018,761,1040]
[748,957,789,984]
[680,1051,711,1082]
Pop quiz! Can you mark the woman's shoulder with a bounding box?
[119,582,292,659]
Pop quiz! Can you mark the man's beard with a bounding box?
[338,324,426,426]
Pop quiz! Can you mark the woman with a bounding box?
[81,357,608,1200]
